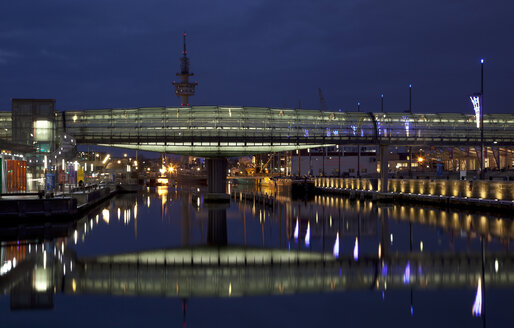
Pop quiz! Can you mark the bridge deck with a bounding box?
[59,247,514,298]
[2,107,513,156]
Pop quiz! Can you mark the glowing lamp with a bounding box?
[403,261,411,284]
[333,233,340,258]
[305,222,310,247]
[353,237,359,261]
[472,278,482,317]
[469,94,481,128]
[294,219,299,242]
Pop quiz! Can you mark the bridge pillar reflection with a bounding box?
[207,203,228,246]
[181,192,191,247]
[380,207,389,258]
[205,158,229,202]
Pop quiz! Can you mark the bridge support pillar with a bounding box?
[205,158,230,202]
[379,145,389,192]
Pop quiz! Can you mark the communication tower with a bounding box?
[172,33,198,106]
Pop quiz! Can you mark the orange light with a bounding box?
[417,157,424,163]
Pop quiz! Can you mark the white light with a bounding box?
[403,116,410,137]
[44,155,48,170]
[470,95,481,128]
[74,230,78,244]
[495,259,499,273]
[0,260,12,275]
[420,241,424,252]
[34,268,50,292]
[472,278,483,317]
[305,222,310,247]
[102,209,110,223]
[333,233,340,258]
[353,237,359,261]
[294,219,299,241]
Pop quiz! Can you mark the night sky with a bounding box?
[1,0,513,114]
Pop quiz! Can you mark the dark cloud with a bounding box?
[0,0,513,113]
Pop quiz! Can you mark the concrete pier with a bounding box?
[205,158,230,202]
[0,186,116,223]
[314,177,514,211]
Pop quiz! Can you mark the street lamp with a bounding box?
[480,59,484,178]
[381,94,384,113]
[408,84,412,113]
[469,59,485,178]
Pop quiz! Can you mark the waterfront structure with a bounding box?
[172,33,197,106]
[1,103,514,195]
[290,146,377,177]
[50,107,514,156]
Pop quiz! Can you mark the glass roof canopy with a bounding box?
[60,106,514,156]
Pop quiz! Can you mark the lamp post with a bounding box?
[408,84,412,113]
[357,101,361,178]
[408,84,413,177]
[471,60,485,178]
[381,94,384,113]
[480,59,484,179]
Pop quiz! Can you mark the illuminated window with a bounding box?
[34,120,53,142]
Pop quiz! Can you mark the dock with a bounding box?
[315,185,514,211]
[0,183,136,224]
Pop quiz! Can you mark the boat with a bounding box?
[156,176,169,186]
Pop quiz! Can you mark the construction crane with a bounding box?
[318,88,328,111]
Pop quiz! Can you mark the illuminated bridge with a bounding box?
[3,246,513,310]
[55,247,514,297]
[2,106,513,197]
[58,107,514,157]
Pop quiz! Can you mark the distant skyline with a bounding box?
[1,0,513,114]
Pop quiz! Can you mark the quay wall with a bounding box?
[315,177,513,201]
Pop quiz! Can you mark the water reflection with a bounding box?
[0,184,512,326]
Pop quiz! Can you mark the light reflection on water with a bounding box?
[0,183,512,326]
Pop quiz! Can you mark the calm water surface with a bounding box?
[1,182,513,327]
